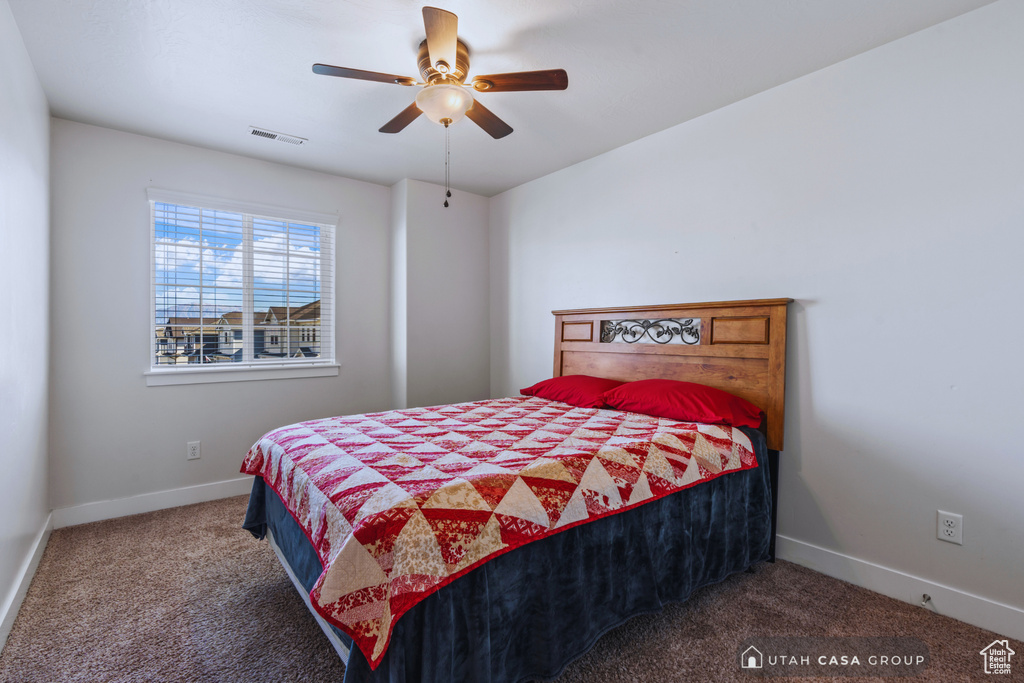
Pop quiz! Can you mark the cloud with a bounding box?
[155,230,323,311]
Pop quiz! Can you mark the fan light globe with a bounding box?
[415,84,474,126]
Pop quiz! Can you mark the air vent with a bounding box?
[249,127,307,146]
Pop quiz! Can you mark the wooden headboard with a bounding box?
[552,298,791,451]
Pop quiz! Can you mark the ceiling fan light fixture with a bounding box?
[415,84,474,126]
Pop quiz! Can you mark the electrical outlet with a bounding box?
[187,441,201,461]
[937,510,962,545]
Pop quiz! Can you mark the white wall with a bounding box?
[490,0,1024,632]
[0,0,50,642]
[49,120,393,510]
[391,179,490,409]
[390,180,409,409]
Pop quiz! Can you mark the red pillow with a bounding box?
[601,379,764,428]
[520,375,625,409]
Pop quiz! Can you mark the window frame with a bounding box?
[145,188,339,386]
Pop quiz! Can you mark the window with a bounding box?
[148,189,336,383]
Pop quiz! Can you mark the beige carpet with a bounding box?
[0,496,1014,682]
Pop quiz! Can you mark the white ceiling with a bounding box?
[9,0,996,197]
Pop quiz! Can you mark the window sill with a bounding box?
[145,363,339,386]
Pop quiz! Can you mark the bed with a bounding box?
[242,298,790,682]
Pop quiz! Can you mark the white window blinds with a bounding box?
[149,190,335,371]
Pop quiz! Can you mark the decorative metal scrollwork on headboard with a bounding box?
[599,318,701,345]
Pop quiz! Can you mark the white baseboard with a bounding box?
[0,513,53,654]
[19,493,1024,654]
[776,534,1024,642]
[52,476,254,529]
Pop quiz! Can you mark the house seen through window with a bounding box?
[150,193,335,370]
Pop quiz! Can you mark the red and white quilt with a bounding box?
[240,396,757,668]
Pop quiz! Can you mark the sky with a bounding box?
[154,202,324,322]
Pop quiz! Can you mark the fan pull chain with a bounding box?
[443,120,452,208]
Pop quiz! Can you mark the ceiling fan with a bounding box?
[312,6,568,139]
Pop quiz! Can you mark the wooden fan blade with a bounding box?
[465,100,513,139]
[313,63,416,86]
[472,69,568,92]
[379,102,423,134]
[422,7,458,76]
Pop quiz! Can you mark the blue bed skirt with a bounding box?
[243,426,772,683]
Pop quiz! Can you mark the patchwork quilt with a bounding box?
[240,396,757,669]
